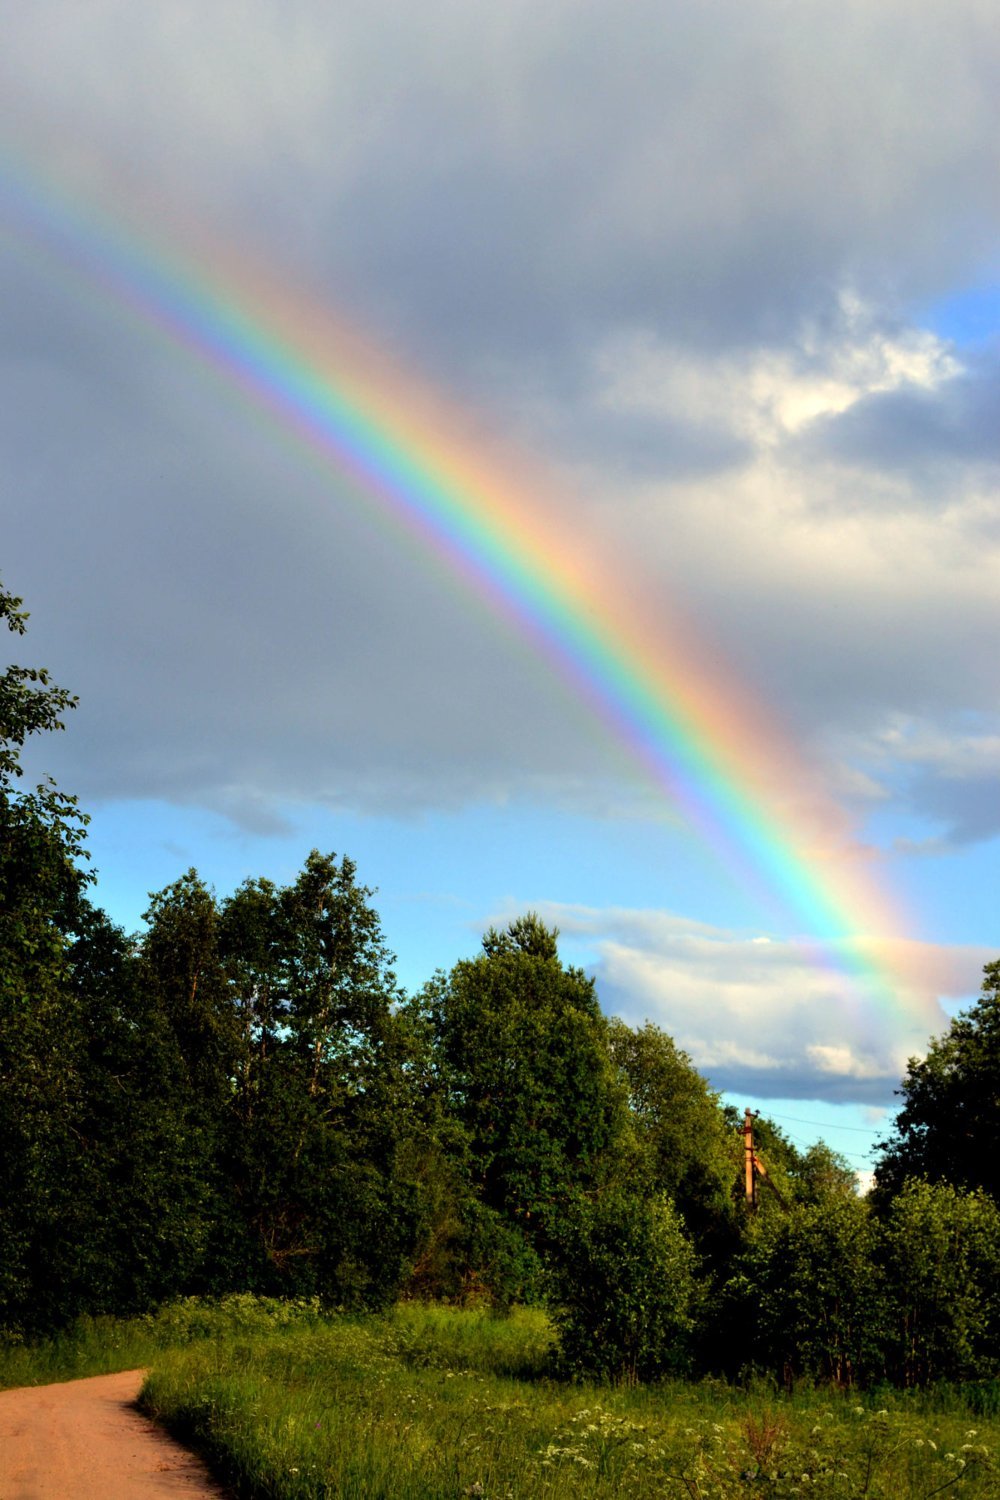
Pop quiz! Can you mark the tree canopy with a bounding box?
[875,961,1000,1203]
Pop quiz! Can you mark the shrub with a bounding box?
[548,1190,696,1382]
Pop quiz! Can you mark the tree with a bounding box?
[0,580,93,1332]
[549,1189,697,1381]
[881,1180,1000,1386]
[413,915,633,1301]
[65,902,223,1312]
[214,852,424,1306]
[608,1019,738,1256]
[875,961,1000,1203]
[721,1195,887,1386]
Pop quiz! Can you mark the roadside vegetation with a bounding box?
[7,1297,1000,1497]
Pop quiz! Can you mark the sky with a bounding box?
[2,0,999,1184]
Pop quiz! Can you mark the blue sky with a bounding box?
[3,0,1000,1183]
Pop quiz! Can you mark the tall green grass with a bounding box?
[137,1302,999,1498]
[0,1293,324,1391]
[4,1299,998,1495]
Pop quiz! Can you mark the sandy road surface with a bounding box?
[0,1369,231,1499]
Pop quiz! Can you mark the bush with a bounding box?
[881,1179,1000,1386]
[722,1194,887,1386]
[549,1190,696,1382]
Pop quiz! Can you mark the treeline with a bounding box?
[3,579,1000,1389]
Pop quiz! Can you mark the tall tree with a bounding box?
[875,961,1000,1203]
[66,902,222,1311]
[608,1019,738,1254]
[881,1180,1000,1386]
[415,915,633,1300]
[0,581,91,1332]
[215,852,424,1306]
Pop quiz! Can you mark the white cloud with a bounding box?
[535,902,992,1102]
[589,293,959,449]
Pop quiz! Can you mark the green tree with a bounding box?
[65,903,222,1311]
[787,1140,858,1204]
[414,915,632,1301]
[0,581,92,1332]
[881,1179,1000,1386]
[875,961,1000,1203]
[608,1019,738,1256]
[215,852,424,1306]
[720,1194,887,1386]
[549,1188,697,1381]
[133,871,236,1295]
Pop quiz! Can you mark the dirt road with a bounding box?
[0,1369,230,1499]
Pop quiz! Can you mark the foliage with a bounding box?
[412,915,633,1300]
[210,851,427,1307]
[608,1020,739,1259]
[136,1303,1000,1499]
[723,1194,888,1387]
[880,1180,1000,1387]
[875,961,1000,1203]
[0,581,92,1334]
[548,1189,697,1382]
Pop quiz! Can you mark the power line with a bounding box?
[776,1127,874,1166]
[763,1109,889,1136]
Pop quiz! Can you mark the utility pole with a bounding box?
[743,1107,757,1211]
[742,1107,787,1213]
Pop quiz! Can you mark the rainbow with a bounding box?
[0,149,928,1030]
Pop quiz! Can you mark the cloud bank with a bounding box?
[534,902,993,1103]
[2,0,999,853]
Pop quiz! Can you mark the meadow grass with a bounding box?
[0,1293,325,1391]
[4,1298,999,1495]
[135,1301,1000,1498]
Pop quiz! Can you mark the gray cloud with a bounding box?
[901,770,1000,849]
[2,0,1000,852]
[797,353,1000,477]
[3,0,1000,380]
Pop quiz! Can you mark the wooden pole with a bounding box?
[744,1107,756,1211]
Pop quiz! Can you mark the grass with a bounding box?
[0,1293,326,1391]
[5,1298,1000,1496]
[138,1301,1000,1498]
